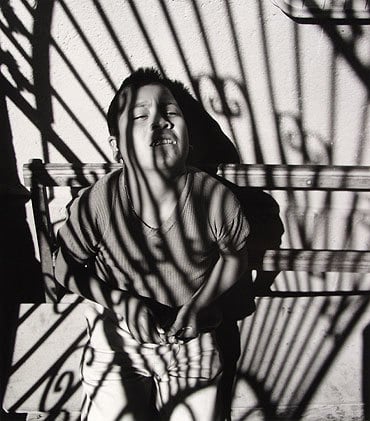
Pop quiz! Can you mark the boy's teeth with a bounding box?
[152,139,177,146]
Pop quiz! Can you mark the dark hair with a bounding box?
[107,67,191,138]
[107,67,240,170]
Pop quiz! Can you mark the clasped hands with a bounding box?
[115,295,199,344]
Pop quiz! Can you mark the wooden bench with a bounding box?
[3,160,370,420]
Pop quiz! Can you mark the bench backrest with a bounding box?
[23,159,370,302]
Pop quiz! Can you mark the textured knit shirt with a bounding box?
[57,166,249,308]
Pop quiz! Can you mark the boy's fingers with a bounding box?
[149,329,165,344]
[139,323,164,344]
[129,326,142,343]
[166,323,180,337]
[166,317,179,334]
[132,328,162,344]
[166,325,197,342]
[176,326,197,340]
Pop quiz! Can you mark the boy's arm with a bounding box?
[167,181,251,341]
[167,244,248,340]
[55,246,165,344]
[56,181,164,344]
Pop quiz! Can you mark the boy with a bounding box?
[55,68,250,420]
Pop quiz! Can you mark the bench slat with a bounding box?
[23,162,123,187]
[256,249,370,273]
[218,164,370,190]
[23,162,370,190]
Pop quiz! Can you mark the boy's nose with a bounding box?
[152,114,173,129]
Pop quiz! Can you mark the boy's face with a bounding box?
[116,83,189,175]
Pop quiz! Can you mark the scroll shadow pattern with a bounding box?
[1,0,370,419]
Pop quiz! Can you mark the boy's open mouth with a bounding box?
[150,138,177,147]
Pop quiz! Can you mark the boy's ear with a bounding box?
[108,135,118,150]
[108,136,122,163]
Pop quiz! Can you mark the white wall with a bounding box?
[2,0,370,419]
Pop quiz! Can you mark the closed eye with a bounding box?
[133,114,148,120]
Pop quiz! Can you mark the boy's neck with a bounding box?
[124,164,187,204]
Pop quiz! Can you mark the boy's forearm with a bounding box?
[55,248,129,314]
[167,246,248,339]
[55,248,165,344]
[187,245,249,312]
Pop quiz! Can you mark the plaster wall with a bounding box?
[1,0,370,419]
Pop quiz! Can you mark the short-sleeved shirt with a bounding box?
[57,166,249,308]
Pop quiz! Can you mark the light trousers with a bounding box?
[80,308,223,421]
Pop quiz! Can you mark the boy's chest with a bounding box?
[101,200,218,269]
[139,199,178,229]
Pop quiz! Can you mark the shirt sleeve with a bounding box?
[210,183,250,254]
[57,185,104,264]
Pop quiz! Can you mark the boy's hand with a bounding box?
[115,295,165,344]
[166,304,199,342]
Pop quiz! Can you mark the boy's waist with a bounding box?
[86,296,222,333]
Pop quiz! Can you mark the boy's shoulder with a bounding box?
[187,167,242,217]
[70,167,122,215]
[188,166,224,186]
[84,167,122,197]
[188,166,235,197]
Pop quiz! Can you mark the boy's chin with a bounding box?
[149,158,187,175]
[129,154,187,176]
